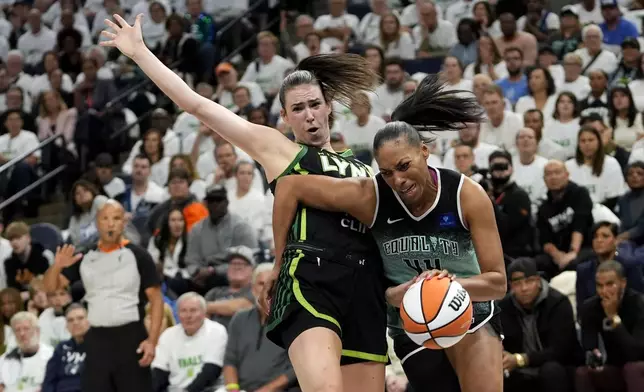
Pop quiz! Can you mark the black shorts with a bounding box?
[393,311,503,392]
[266,246,388,366]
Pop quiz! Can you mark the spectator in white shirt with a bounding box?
[4,52,33,108]
[473,0,501,37]
[413,0,457,57]
[151,292,227,392]
[574,24,618,77]
[400,0,444,29]
[205,142,264,196]
[17,9,56,72]
[314,0,360,51]
[472,73,511,110]
[358,0,395,44]
[628,55,644,112]
[39,287,72,347]
[444,0,476,27]
[338,91,386,163]
[167,155,207,201]
[122,124,180,177]
[0,312,54,392]
[367,13,414,60]
[214,62,266,112]
[516,66,558,119]
[582,113,631,172]
[452,144,484,182]
[442,56,474,92]
[289,15,332,63]
[463,35,508,81]
[56,8,92,49]
[371,57,405,119]
[608,85,644,149]
[544,91,581,158]
[480,85,523,150]
[30,51,74,98]
[124,128,171,187]
[0,110,41,221]
[363,45,385,82]
[565,125,626,207]
[513,127,549,212]
[240,31,294,98]
[228,161,266,239]
[558,53,591,100]
[443,122,499,171]
[537,46,564,86]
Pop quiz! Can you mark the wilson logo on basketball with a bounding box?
[448,288,468,311]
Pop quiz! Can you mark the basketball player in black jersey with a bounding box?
[271,76,507,392]
[102,16,387,392]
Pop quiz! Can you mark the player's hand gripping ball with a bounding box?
[400,278,473,349]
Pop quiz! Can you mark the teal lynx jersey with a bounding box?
[269,145,378,255]
[369,167,494,334]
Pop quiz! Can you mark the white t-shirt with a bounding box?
[514,94,558,120]
[412,20,457,51]
[443,142,499,171]
[543,118,580,159]
[613,113,644,149]
[629,79,644,112]
[480,111,523,151]
[512,155,549,211]
[103,177,126,198]
[0,345,54,392]
[293,41,332,62]
[400,3,444,27]
[228,189,266,237]
[217,82,266,112]
[364,32,416,60]
[338,115,387,153]
[565,156,626,203]
[538,137,569,161]
[558,75,591,101]
[240,55,295,96]
[0,131,41,160]
[122,130,180,174]
[574,48,618,76]
[313,13,360,50]
[195,147,253,180]
[463,61,508,81]
[152,319,228,390]
[371,85,404,118]
[39,308,71,348]
[444,0,476,27]
[17,27,57,66]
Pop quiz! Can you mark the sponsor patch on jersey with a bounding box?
[439,212,457,228]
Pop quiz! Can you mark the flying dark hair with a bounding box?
[278,54,379,110]
[575,124,605,177]
[373,74,484,151]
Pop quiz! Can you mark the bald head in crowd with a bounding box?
[96,200,126,245]
[544,160,569,192]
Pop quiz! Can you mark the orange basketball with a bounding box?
[400,278,473,349]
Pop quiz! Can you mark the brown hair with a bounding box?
[5,221,29,240]
[169,154,199,180]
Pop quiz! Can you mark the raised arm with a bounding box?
[460,177,507,302]
[100,14,300,181]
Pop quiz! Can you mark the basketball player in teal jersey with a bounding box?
[101,15,388,392]
[267,75,507,392]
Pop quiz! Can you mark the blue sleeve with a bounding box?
[41,344,62,392]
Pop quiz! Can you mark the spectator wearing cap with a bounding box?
[185,185,257,293]
[241,31,295,99]
[4,221,52,293]
[488,151,535,258]
[599,0,639,54]
[147,167,209,235]
[500,258,581,392]
[558,53,591,101]
[204,246,255,329]
[41,303,89,392]
[0,311,54,392]
[213,63,266,112]
[574,25,618,77]
[610,37,641,85]
[151,292,227,392]
[536,160,594,280]
[220,263,298,392]
[576,261,644,392]
[548,6,581,60]
[88,153,126,198]
[44,200,164,392]
[204,142,265,196]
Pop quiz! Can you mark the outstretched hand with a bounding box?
[54,244,83,268]
[100,13,145,60]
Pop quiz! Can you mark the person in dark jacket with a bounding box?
[4,221,52,292]
[617,161,644,244]
[535,160,594,280]
[488,150,535,258]
[576,261,644,392]
[500,258,581,392]
[576,222,644,315]
[42,303,89,392]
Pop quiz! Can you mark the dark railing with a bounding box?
[214,0,271,60]
[224,16,279,62]
[0,134,67,211]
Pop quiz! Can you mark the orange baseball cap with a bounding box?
[215,62,234,76]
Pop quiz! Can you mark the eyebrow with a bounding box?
[291,99,321,109]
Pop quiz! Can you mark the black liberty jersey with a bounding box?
[270,145,378,255]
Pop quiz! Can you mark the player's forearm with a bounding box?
[222,365,239,385]
[206,298,253,316]
[43,264,64,293]
[273,177,301,263]
[457,272,507,302]
[132,47,203,113]
[570,232,583,253]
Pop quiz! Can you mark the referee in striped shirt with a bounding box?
[44,200,164,392]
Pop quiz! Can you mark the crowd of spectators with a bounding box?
[0,0,643,390]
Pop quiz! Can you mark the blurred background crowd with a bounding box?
[0,0,643,390]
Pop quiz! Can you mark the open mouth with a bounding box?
[307,127,319,134]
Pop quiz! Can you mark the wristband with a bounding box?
[515,353,526,368]
[225,383,240,391]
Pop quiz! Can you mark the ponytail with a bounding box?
[279,54,379,109]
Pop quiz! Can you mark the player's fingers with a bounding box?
[99,40,116,47]
[113,14,129,28]
[104,18,121,31]
[101,30,117,40]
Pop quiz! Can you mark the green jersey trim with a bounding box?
[275,145,308,180]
